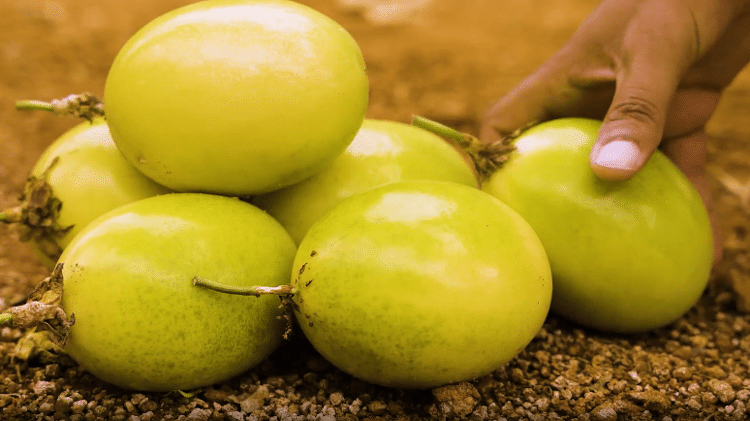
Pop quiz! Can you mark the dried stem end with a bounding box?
[1,165,72,262]
[16,92,105,122]
[0,264,74,361]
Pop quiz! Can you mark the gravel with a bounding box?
[0,284,748,420]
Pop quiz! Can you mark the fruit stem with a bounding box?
[411,115,469,146]
[15,100,54,113]
[411,115,518,183]
[0,313,13,326]
[15,93,105,121]
[0,207,22,224]
[192,277,298,297]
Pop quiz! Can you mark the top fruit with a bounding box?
[104,0,369,195]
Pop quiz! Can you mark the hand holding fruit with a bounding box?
[480,0,750,264]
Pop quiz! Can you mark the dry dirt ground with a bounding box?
[2,0,750,420]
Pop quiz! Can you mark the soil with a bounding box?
[2,0,750,420]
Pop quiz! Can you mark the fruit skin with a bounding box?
[59,193,296,391]
[30,118,171,264]
[292,180,552,389]
[481,118,713,333]
[104,0,369,195]
[253,119,477,244]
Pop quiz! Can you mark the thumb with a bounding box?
[590,63,679,181]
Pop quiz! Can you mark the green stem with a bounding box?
[15,100,54,113]
[0,313,13,326]
[413,114,517,182]
[411,115,469,146]
[192,277,298,297]
[0,208,22,224]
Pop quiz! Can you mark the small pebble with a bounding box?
[708,379,736,403]
[591,402,617,421]
[185,407,211,421]
[33,381,56,396]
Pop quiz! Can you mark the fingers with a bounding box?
[479,69,559,144]
[479,63,611,144]
[660,130,723,265]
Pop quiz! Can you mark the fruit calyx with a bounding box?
[411,115,526,182]
[0,264,75,349]
[0,163,72,262]
[15,92,105,122]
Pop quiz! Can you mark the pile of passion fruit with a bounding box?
[1,0,712,393]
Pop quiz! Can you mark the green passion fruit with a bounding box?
[291,180,552,389]
[480,118,713,333]
[104,0,369,195]
[57,193,296,391]
[1,118,170,266]
[253,119,477,244]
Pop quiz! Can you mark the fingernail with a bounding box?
[593,140,640,170]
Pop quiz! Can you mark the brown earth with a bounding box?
[1,0,750,420]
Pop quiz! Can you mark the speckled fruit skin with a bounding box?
[292,180,552,389]
[481,118,713,333]
[253,119,477,244]
[30,118,171,266]
[58,193,296,391]
[104,0,368,195]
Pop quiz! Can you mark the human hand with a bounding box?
[481,0,750,264]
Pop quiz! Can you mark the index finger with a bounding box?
[479,71,558,144]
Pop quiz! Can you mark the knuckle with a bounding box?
[608,93,662,125]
